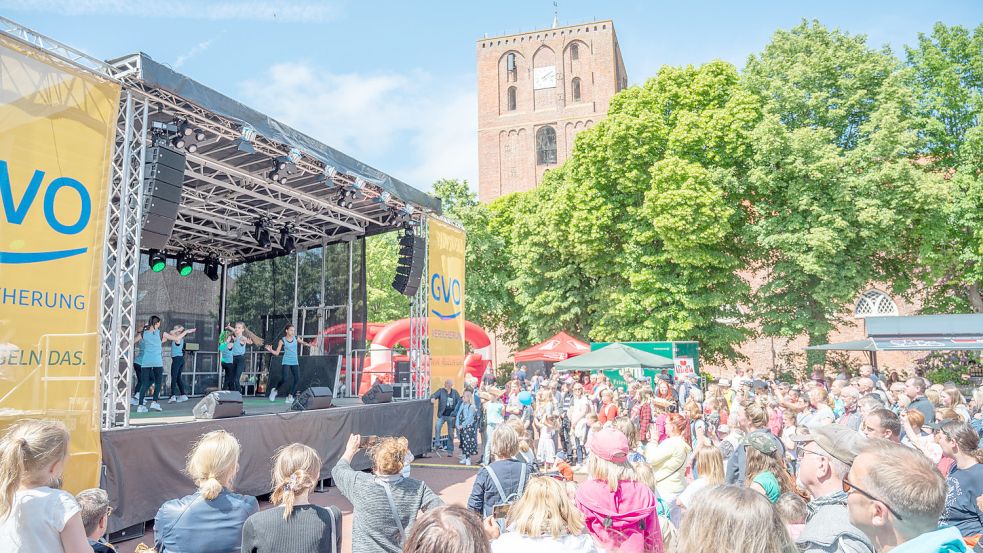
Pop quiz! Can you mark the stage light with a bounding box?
[172,136,186,149]
[186,143,198,153]
[374,191,393,204]
[149,250,166,272]
[195,129,206,141]
[176,252,193,276]
[324,165,337,180]
[399,204,415,216]
[352,177,366,191]
[235,125,257,153]
[288,148,303,164]
[280,226,296,253]
[204,258,220,281]
[254,220,271,247]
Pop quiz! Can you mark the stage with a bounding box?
[103,398,434,537]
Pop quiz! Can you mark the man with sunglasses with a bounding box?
[791,425,874,553]
[847,440,966,553]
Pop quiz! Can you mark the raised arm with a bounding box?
[265,338,283,356]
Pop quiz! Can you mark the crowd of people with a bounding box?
[2,363,983,553]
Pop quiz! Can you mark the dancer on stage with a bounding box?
[223,322,261,392]
[265,324,315,405]
[219,329,235,390]
[167,324,196,404]
[133,316,193,412]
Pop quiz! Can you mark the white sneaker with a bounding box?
[168,396,177,404]
[464,459,472,466]
[285,395,294,405]
[178,395,189,403]
[269,389,278,402]
[150,402,162,412]
[137,405,148,413]
[458,456,466,465]
[130,397,139,406]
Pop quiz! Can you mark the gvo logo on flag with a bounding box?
[0,160,92,264]
[430,272,462,320]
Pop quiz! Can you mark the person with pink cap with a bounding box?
[575,427,664,553]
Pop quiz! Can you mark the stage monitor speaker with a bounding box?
[361,383,393,404]
[141,145,186,250]
[290,387,333,411]
[193,391,243,419]
[391,232,426,297]
[394,361,411,384]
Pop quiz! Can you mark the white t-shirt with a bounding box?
[676,477,712,509]
[492,531,600,553]
[0,487,79,553]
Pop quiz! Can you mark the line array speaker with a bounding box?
[141,145,186,250]
[193,391,243,419]
[361,383,393,405]
[290,387,334,411]
[392,231,426,296]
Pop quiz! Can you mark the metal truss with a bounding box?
[0,16,116,78]
[99,91,149,429]
[408,218,431,399]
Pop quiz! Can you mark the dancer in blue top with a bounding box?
[219,329,235,389]
[223,322,259,392]
[134,316,194,413]
[265,324,316,405]
[166,324,196,404]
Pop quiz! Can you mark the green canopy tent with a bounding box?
[554,343,675,390]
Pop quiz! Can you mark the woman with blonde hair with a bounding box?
[154,430,258,553]
[240,443,342,553]
[941,388,971,421]
[506,418,537,469]
[487,476,598,552]
[576,427,663,552]
[333,434,443,552]
[676,486,797,553]
[676,445,725,512]
[0,420,90,553]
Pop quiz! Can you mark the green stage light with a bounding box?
[149,250,166,272]
[176,253,193,277]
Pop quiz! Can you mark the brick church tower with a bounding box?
[476,20,627,203]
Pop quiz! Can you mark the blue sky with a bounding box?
[2,1,980,191]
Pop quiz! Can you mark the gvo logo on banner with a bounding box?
[430,272,462,320]
[0,160,92,264]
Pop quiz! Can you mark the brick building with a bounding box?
[476,20,627,203]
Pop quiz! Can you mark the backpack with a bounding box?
[484,463,529,519]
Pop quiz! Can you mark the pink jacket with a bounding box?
[575,479,664,553]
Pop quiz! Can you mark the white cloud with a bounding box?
[174,36,218,68]
[0,0,340,22]
[239,62,477,190]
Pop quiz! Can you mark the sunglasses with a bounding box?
[842,476,904,521]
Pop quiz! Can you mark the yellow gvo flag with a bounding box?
[0,34,121,492]
[427,217,466,392]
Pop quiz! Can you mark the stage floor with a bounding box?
[129,396,365,425]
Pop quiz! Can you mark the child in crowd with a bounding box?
[75,488,115,552]
[535,412,558,467]
[553,450,574,481]
[0,419,90,553]
[583,413,601,462]
[775,492,808,540]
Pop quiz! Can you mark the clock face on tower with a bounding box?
[533,66,557,90]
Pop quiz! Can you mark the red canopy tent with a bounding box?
[513,332,591,363]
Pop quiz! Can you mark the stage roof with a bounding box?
[108,51,442,265]
[805,314,983,352]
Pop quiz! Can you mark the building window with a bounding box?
[536,126,557,165]
[854,289,899,318]
[571,77,581,102]
[506,53,517,82]
[507,86,517,111]
[571,43,579,61]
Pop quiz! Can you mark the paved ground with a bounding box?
[113,455,480,553]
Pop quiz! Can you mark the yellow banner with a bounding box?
[0,35,121,493]
[427,217,466,392]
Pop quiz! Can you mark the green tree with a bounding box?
[743,21,941,360]
[364,232,406,323]
[906,23,983,312]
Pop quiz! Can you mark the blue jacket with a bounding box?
[154,489,258,553]
[467,459,529,517]
[893,526,966,553]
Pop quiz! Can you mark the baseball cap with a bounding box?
[747,431,778,455]
[791,425,868,466]
[718,378,731,387]
[589,427,629,463]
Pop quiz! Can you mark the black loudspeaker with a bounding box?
[391,231,426,296]
[394,361,411,384]
[141,145,186,250]
[290,387,333,411]
[361,383,393,404]
[193,391,243,419]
